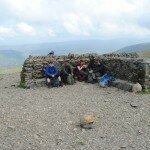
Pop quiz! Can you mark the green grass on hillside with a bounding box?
[138,50,150,58]
[0,66,22,74]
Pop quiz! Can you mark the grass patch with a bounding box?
[18,82,26,89]
[76,140,85,145]
[0,66,22,74]
[137,90,150,94]
[138,51,150,59]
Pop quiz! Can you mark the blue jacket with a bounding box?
[45,65,59,76]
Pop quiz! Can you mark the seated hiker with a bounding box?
[86,56,97,83]
[92,60,105,77]
[74,60,88,82]
[85,56,105,83]
[60,61,75,85]
[45,61,63,88]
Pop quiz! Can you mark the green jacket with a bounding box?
[61,64,73,75]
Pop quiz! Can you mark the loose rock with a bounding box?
[132,82,142,92]
[80,115,96,129]
[130,101,140,108]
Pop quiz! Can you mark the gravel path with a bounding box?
[0,73,150,150]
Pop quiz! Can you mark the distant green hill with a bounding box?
[117,42,150,53]
[0,40,150,67]
[0,50,25,67]
[138,50,150,58]
[0,39,146,56]
[117,42,150,58]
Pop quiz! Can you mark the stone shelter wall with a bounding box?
[20,54,150,89]
[101,57,150,89]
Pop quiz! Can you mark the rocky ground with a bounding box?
[0,73,150,150]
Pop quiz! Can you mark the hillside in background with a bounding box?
[0,40,150,67]
[0,39,130,67]
[0,50,25,67]
[0,38,147,56]
[117,42,150,53]
[117,42,150,58]
[138,50,150,58]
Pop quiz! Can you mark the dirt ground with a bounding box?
[0,73,150,150]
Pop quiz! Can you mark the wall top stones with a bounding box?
[25,52,146,62]
[102,52,139,58]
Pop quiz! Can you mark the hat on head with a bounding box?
[49,51,54,55]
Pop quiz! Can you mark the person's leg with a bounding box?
[58,76,63,86]
[73,68,80,81]
[62,73,68,84]
[58,76,61,81]
[46,76,51,88]
[92,73,96,79]
[80,70,88,81]
[55,74,63,87]
[71,75,75,84]
[47,78,51,83]
[67,75,74,85]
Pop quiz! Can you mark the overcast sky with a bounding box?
[0,0,150,45]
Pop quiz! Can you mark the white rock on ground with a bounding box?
[0,73,150,150]
[132,82,142,92]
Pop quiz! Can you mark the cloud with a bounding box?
[0,23,36,39]
[3,0,44,21]
[0,0,150,41]
[0,26,16,39]
[3,0,61,22]
[63,13,81,35]
[63,13,93,36]
[99,22,150,38]
[16,22,36,36]
[48,29,56,37]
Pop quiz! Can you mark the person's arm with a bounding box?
[45,66,51,76]
[53,66,59,76]
[77,65,84,71]
[62,66,69,75]
[70,65,74,75]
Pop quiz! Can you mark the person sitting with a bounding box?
[86,56,97,83]
[74,60,88,82]
[60,61,75,85]
[92,60,105,77]
[45,61,63,88]
[85,56,105,83]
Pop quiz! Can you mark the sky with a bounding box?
[0,0,150,45]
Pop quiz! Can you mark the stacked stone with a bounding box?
[20,53,150,89]
[102,52,139,58]
[21,56,57,88]
[144,60,150,89]
[100,57,149,89]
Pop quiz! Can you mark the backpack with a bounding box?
[99,73,115,87]
[51,78,60,87]
[67,75,75,85]
[87,74,94,83]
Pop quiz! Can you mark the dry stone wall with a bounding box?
[20,53,150,89]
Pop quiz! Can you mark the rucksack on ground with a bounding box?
[51,78,60,87]
[67,75,75,85]
[99,73,115,87]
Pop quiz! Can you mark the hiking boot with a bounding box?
[47,82,51,88]
[59,81,63,87]
[92,80,97,84]
[48,85,51,88]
